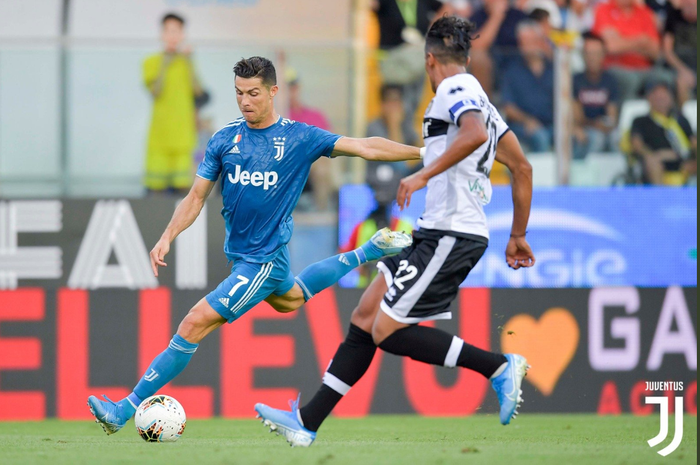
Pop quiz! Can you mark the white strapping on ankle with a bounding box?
[444,336,464,368]
[297,408,305,426]
[490,362,508,379]
[126,397,138,410]
[322,372,351,396]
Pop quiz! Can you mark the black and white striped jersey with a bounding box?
[418,73,509,240]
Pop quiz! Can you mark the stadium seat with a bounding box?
[569,152,628,186]
[617,99,649,136]
[682,100,697,133]
[526,152,557,187]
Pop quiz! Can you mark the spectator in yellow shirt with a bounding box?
[143,13,203,193]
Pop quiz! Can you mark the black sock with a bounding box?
[299,324,376,432]
[378,325,507,378]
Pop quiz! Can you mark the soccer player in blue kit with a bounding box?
[87,56,419,434]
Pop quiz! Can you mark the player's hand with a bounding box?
[150,238,170,277]
[397,171,429,211]
[505,236,535,269]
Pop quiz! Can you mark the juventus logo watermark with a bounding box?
[645,381,684,457]
[144,369,159,382]
[273,137,285,161]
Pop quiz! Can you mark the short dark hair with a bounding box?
[529,8,550,23]
[581,31,604,45]
[425,15,478,64]
[233,56,277,87]
[162,13,185,26]
[380,84,403,101]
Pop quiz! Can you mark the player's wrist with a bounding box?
[509,231,527,238]
[419,147,426,159]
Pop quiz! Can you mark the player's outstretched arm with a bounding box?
[495,130,535,270]
[330,136,422,162]
[397,111,489,210]
[149,176,216,277]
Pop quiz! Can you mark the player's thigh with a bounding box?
[177,297,226,344]
[371,306,409,345]
[349,274,388,333]
[205,260,282,323]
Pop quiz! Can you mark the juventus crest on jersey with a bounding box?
[419,73,509,240]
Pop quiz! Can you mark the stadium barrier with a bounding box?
[0,198,696,420]
[0,286,695,420]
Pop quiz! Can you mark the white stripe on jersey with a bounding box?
[418,73,509,240]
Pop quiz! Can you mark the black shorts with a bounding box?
[377,228,487,324]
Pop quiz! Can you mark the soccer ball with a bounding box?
[134,395,186,442]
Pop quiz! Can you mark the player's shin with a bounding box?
[299,324,376,432]
[125,334,199,415]
[378,325,507,378]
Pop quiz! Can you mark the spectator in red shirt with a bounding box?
[592,0,673,100]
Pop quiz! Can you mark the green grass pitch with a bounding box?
[0,414,695,465]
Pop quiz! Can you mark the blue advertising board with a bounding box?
[338,186,697,288]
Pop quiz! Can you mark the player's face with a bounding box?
[235,76,278,124]
[582,39,605,73]
[161,19,184,53]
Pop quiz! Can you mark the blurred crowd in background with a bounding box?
[0,0,696,203]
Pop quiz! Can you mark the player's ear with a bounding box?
[465,56,471,69]
[268,84,279,98]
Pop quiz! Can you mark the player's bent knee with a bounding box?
[176,300,225,343]
[266,285,305,313]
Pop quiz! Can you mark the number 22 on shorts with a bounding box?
[394,260,417,290]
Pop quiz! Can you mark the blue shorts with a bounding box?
[206,247,296,323]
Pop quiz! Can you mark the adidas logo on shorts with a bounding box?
[219,297,230,308]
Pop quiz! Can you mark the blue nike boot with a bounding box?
[490,354,530,425]
[255,395,316,447]
[87,395,136,435]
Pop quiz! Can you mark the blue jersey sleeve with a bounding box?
[196,133,224,181]
[305,125,342,160]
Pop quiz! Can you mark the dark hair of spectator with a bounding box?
[425,15,478,64]
[581,31,605,44]
[162,13,185,26]
[233,56,277,87]
[529,8,550,23]
[380,84,403,101]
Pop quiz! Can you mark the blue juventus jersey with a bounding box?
[197,116,341,263]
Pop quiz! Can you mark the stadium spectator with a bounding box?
[286,69,335,212]
[573,33,619,159]
[366,84,419,147]
[564,0,596,34]
[502,21,555,152]
[143,13,203,193]
[591,0,672,101]
[469,0,528,96]
[662,0,697,105]
[630,81,696,185]
[373,0,451,122]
